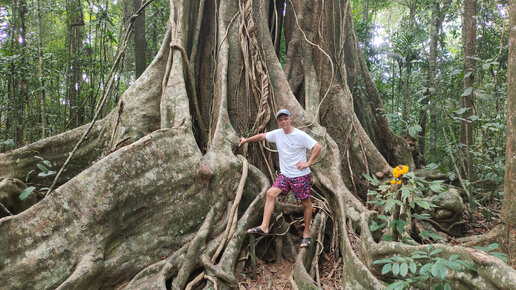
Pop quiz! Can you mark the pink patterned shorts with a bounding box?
[272,173,312,200]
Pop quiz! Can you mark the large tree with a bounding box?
[1,0,515,289]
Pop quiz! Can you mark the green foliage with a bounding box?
[366,171,446,243]
[474,243,508,263]
[374,244,476,290]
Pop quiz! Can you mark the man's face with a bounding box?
[277,114,292,129]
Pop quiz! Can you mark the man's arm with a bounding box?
[296,142,322,170]
[239,133,266,147]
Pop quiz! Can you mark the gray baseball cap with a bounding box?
[275,109,291,118]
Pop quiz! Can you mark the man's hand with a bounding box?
[296,161,311,171]
[238,137,247,147]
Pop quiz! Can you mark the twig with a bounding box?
[0,201,13,216]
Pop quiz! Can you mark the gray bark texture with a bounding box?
[0,0,515,289]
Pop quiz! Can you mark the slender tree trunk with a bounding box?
[15,0,28,145]
[65,0,84,130]
[502,0,516,268]
[134,0,147,78]
[35,0,46,139]
[461,0,476,181]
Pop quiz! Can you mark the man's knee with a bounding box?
[301,198,312,208]
[266,187,282,199]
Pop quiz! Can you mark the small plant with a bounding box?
[19,156,55,200]
[374,244,476,290]
[365,166,446,242]
[474,243,507,263]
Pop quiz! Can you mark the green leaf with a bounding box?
[19,186,36,200]
[430,248,443,256]
[414,200,435,210]
[425,163,439,170]
[449,255,460,261]
[363,174,379,186]
[482,63,490,70]
[412,213,431,220]
[401,187,411,199]
[392,263,400,276]
[37,163,49,174]
[43,160,52,167]
[487,243,500,251]
[489,252,508,262]
[461,87,473,97]
[454,107,468,115]
[38,170,56,177]
[457,260,476,272]
[409,261,417,274]
[386,281,406,290]
[420,263,432,275]
[382,263,392,274]
[464,71,472,78]
[400,262,408,277]
[2,139,15,147]
[444,283,452,290]
[408,125,422,138]
[429,181,444,193]
[421,230,445,241]
[374,259,392,265]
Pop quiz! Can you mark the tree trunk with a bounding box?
[0,1,514,289]
[502,0,516,268]
[133,0,147,78]
[461,0,476,181]
[35,0,46,139]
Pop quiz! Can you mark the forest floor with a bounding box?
[236,196,501,289]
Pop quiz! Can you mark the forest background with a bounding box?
[0,0,514,288]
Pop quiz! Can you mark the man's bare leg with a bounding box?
[248,187,282,234]
[301,198,313,239]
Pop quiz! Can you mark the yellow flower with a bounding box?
[397,180,402,185]
[391,180,396,184]
[392,165,409,179]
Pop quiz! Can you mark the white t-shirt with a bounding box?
[266,128,317,178]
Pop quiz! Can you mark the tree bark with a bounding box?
[133,0,147,78]
[461,0,476,181]
[502,0,516,268]
[0,1,515,289]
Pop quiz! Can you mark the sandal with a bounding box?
[300,237,311,248]
[246,226,268,235]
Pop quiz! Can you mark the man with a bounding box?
[239,109,322,248]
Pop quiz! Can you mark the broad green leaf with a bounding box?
[412,213,431,220]
[392,263,400,276]
[386,281,406,290]
[457,260,476,272]
[2,139,15,147]
[408,125,422,138]
[374,259,392,265]
[461,87,473,97]
[487,243,500,251]
[409,261,417,274]
[482,63,490,70]
[401,187,411,199]
[449,255,460,261]
[43,160,52,167]
[489,252,508,262]
[20,186,36,200]
[454,107,468,115]
[37,163,49,174]
[400,262,408,277]
[425,163,439,170]
[444,283,452,290]
[382,263,392,274]
[420,263,432,275]
[464,71,472,78]
[430,248,443,256]
[474,246,488,252]
[363,174,379,185]
[414,200,435,210]
[445,261,462,271]
[429,181,444,193]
